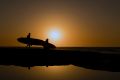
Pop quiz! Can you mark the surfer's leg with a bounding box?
[26,44,30,47]
[27,44,30,48]
[26,44,28,47]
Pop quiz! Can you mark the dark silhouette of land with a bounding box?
[0,47,120,72]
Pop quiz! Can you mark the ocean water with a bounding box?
[0,47,120,80]
[56,47,120,54]
[0,65,120,80]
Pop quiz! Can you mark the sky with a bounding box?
[0,0,120,47]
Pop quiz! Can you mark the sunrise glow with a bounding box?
[48,29,61,41]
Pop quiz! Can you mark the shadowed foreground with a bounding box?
[0,47,120,72]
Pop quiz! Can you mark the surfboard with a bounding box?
[17,37,56,48]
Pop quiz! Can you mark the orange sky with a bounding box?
[0,0,120,47]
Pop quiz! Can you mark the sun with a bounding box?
[49,29,61,41]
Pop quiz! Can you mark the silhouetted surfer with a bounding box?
[27,33,31,39]
[44,38,49,49]
[17,34,56,49]
[46,38,49,43]
[27,33,31,47]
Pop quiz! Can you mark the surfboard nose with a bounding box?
[17,37,23,42]
[17,37,28,44]
[17,37,21,42]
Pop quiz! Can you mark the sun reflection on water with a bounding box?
[31,65,90,80]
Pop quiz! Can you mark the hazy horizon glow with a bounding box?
[0,0,120,47]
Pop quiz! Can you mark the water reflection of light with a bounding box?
[1,65,119,80]
[32,65,89,80]
[46,66,68,75]
[34,66,68,75]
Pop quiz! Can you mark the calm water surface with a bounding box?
[0,65,120,80]
[0,47,120,80]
